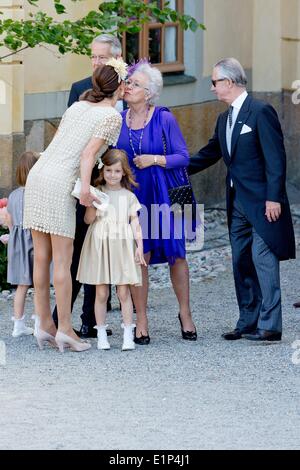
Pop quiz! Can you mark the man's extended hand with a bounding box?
[265,201,281,222]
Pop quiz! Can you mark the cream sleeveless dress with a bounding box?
[23,102,122,238]
[77,187,142,286]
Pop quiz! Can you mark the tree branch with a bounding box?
[0,45,30,61]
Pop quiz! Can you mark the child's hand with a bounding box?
[0,234,9,245]
[135,247,147,266]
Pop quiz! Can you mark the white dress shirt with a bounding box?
[226,90,248,155]
[115,100,124,113]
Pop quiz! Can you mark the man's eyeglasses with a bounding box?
[125,79,149,91]
[91,55,109,63]
[211,78,227,87]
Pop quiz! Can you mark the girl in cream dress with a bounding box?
[77,149,146,351]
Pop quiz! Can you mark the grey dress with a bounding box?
[7,187,33,285]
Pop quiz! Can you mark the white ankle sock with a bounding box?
[12,315,34,338]
[95,325,110,350]
[121,323,135,351]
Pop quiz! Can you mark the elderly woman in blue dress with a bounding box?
[116,61,197,344]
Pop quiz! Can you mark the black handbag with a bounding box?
[168,178,194,208]
[163,134,194,209]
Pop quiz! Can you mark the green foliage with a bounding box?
[0,0,205,59]
[0,227,9,292]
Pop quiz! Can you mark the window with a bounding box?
[122,0,184,73]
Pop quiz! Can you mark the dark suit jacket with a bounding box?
[68,76,93,107]
[189,95,295,261]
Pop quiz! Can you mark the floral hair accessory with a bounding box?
[127,58,151,77]
[106,57,128,83]
[0,233,9,245]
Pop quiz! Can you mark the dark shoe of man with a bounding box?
[221,329,252,340]
[243,329,282,342]
[293,301,300,308]
[79,324,112,338]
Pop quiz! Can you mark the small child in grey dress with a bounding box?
[6,151,39,337]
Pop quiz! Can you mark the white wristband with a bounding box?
[154,156,158,165]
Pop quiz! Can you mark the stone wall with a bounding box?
[0,134,25,196]
[172,101,227,206]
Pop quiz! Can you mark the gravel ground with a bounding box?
[0,199,299,450]
[0,254,299,450]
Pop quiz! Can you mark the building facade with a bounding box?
[1,0,300,203]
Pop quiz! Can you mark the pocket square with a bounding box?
[240,124,252,135]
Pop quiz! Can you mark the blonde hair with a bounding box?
[16,151,39,186]
[94,149,138,191]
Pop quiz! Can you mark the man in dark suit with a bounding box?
[189,58,295,342]
[68,34,124,112]
[52,34,123,338]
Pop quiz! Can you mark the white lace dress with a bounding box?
[23,102,122,238]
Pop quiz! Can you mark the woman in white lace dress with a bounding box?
[23,60,125,352]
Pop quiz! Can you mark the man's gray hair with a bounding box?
[214,58,247,87]
[92,34,122,58]
[133,63,163,105]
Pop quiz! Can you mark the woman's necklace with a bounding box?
[128,106,150,156]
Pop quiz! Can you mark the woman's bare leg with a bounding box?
[130,252,151,337]
[170,258,196,332]
[51,234,78,339]
[31,230,56,335]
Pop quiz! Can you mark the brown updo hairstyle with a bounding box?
[80,64,120,103]
[94,149,139,191]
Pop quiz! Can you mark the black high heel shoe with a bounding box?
[178,314,197,341]
[134,327,150,345]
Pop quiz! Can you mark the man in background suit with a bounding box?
[68,34,124,112]
[189,58,295,342]
[52,34,123,338]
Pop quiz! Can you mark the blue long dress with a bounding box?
[116,106,194,265]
